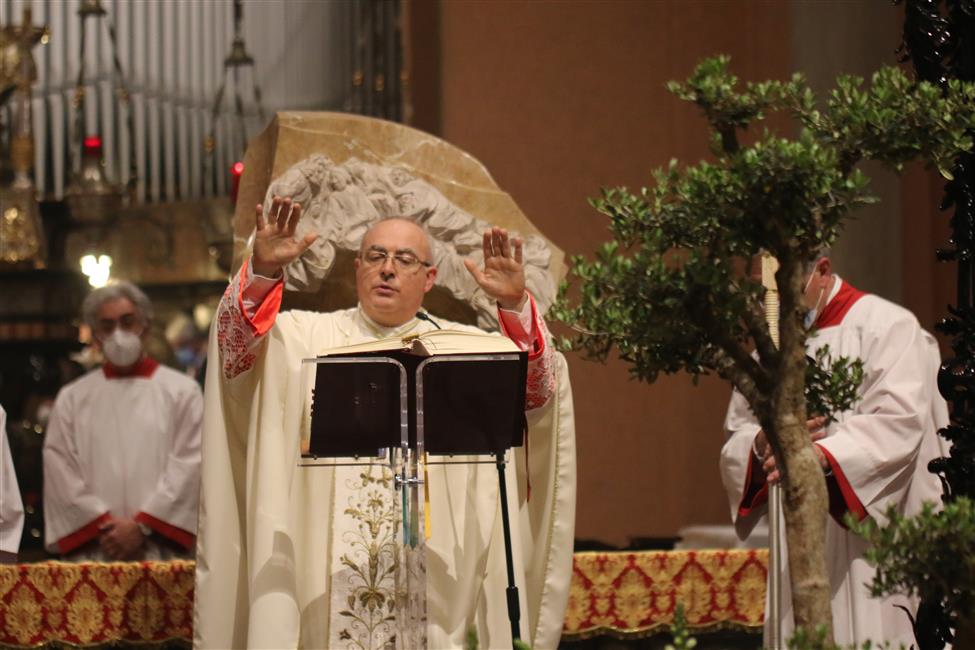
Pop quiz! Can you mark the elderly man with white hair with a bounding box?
[43,281,203,561]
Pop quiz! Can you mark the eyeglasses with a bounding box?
[94,312,143,338]
[361,246,432,272]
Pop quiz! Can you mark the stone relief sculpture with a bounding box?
[261,154,555,328]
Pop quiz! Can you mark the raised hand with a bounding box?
[251,196,319,277]
[463,227,527,310]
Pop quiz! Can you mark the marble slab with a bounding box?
[233,112,565,326]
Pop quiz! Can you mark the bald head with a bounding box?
[355,218,438,327]
[360,218,434,263]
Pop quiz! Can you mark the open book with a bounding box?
[318,328,521,357]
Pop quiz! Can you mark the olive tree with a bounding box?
[553,57,975,640]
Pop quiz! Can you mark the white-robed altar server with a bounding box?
[194,197,576,649]
[720,255,949,647]
[0,405,24,562]
[43,282,203,561]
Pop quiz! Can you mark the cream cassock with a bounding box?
[1,406,24,555]
[43,358,203,559]
[193,261,576,650]
[720,276,950,647]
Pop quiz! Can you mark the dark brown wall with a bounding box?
[430,0,794,545]
[407,0,928,546]
[901,165,956,344]
[790,1,905,303]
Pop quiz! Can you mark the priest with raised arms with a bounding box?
[194,196,576,649]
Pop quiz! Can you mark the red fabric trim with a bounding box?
[497,292,545,360]
[134,512,196,550]
[102,356,159,379]
[815,280,866,330]
[238,257,284,337]
[57,512,111,554]
[737,453,769,518]
[497,292,541,499]
[818,445,868,526]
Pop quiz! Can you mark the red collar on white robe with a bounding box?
[102,356,159,379]
[815,280,866,329]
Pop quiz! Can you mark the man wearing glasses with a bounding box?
[195,196,573,650]
[43,282,203,561]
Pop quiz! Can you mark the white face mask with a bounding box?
[803,269,827,329]
[102,329,143,367]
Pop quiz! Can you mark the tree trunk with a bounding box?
[772,257,834,640]
[777,421,832,636]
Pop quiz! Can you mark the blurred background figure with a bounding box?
[42,282,202,561]
[0,404,24,563]
[164,310,209,384]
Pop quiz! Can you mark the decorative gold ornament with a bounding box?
[0,196,44,266]
[0,7,49,269]
[0,7,48,101]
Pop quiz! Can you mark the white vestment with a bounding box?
[43,358,204,560]
[1,406,24,556]
[194,262,576,650]
[720,278,950,647]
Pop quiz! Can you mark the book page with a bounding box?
[411,329,520,355]
[317,328,520,358]
[318,337,407,356]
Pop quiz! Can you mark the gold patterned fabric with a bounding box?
[0,560,193,647]
[563,549,767,640]
[0,551,766,647]
[331,466,404,649]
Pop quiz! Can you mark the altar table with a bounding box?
[0,550,767,647]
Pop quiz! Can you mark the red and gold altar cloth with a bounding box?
[0,551,767,647]
[0,560,193,648]
[562,549,768,640]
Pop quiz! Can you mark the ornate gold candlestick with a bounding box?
[0,8,49,269]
